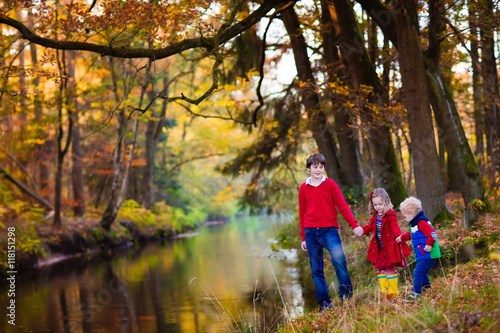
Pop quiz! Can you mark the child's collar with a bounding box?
[409,210,428,226]
[306,175,326,187]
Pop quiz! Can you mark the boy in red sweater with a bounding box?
[299,153,363,311]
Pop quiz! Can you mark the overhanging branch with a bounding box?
[0,0,288,60]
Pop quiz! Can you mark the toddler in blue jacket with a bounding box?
[396,196,441,301]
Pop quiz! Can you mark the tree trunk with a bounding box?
[425,0,486,226]
[100,59,126,229]
[142,75,168,209]
[17,38,28,167]
[393,0,449,221]
[468,0,485,161]
[329,0,407,206]
[437,129,447,186]
[479,0,500,185]
[101,60,148,229]
[53,51,73,227]
[101,113,140,230]
[368,16,378,65]
[29,42,51,202]
[100,109,125,230]
[357,0,484,221]
[281,7,344,183]
[143,115,156,209]
[320,0,364,189]
[67,50,86,217]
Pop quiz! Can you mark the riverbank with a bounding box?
[0,201,229,277]
[278,256,500,332]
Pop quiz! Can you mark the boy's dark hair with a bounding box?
[306,153,326,168]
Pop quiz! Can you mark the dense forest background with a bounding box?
[0,0,499,242]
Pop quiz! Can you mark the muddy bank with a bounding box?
[1,218,227,277]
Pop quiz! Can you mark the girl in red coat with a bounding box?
[358,188,411,298]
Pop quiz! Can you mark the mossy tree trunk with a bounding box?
[425,0,487,227]
[479,0,500,186]
[393,0,450,222]
[142,75,168,210]
[328,0,407,206]
[281,6,344,184]
[100,60,128,230]
[468,0,485,161]
[320,0,364,189]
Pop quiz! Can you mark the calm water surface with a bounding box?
[1,215,317,332]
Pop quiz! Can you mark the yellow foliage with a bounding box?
[214,100,236,107]
[489,252,500,261]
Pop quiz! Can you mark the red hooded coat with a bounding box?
[362,209,411,267]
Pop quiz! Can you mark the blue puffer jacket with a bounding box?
[409,211,441,261]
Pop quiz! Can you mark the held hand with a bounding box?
[396,235,402,243]
[353,226,363,238]
[301,241,308,252]
[424,245,432,252]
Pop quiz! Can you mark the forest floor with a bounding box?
[273,193,500,333]
[277,256,500,332]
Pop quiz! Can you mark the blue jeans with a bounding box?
[305,227,353,307]
[413,259,437,294]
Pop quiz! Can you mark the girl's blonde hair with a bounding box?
[399,196,422,217]
[368,188,393,215]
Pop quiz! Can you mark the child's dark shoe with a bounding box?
[405,291,421,302]
[317,305,331,314]
[422,285,432,293]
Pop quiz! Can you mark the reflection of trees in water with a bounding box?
[236,276,291,333]
[78,280,92,333]
[146,268,183,332]
[11,217,310,332]
[59,289,70,333]
[103,267,138,333]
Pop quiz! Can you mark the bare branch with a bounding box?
[443,17,481,74]
[253,2,296,127]
[175,101,253,124]
[0,164,53,210]
[167,152,228,173]
[0,148,41,196]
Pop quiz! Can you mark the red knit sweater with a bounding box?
[298,178,359,241]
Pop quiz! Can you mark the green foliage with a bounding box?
[274,215,301,250]
[340,186,365,206]
[434,210,455,225]
[468,199,489,214]
[16,221,46,258]
[0,181,13,209]
[117,200,207,234]
[118,199,162,229]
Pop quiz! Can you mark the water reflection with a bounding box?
[0,215,314,332]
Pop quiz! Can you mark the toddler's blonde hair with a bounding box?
[368,188,393,215]
[399,196,422,217]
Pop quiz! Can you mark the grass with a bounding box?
[275,257,500,332]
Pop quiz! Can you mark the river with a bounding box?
[1,215,318,332]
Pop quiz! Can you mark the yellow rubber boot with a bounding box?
[377,273,388,295]
[387,273,400,298]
